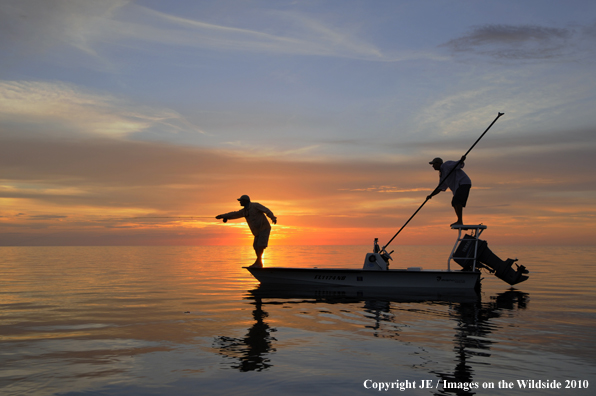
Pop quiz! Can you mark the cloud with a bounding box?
[2,121,595,246]
[401,127,596,155]
[0,0,129,59]
[412,61,596,141]
[442,24,579,60]
[0,0,439,65]
[27,214,68,220]
[104,5,442,62]
[0,80,203,138]
[119,6,382,60]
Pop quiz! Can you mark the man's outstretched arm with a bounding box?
[216,209,245,222]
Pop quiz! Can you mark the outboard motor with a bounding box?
[454,235,529,285]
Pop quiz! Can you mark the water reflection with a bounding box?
[434,289,529,395]
[217,284,529,394]
[214,296,276,372]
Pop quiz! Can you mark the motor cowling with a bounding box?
[363,252,389,270]
[454,235,529,285]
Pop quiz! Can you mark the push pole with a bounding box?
[382,112,504,252]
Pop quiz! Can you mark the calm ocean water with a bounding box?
[1,244,595,395]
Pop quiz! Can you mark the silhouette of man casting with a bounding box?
[216,195,277,268]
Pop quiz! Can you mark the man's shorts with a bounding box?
[253,228,271,249]
[452,184,471,208]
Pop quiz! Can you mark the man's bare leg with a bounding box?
[251,247,265,268]
[452,205,464,226]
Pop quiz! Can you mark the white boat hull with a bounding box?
[246,267,480,290]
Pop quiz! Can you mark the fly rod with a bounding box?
[108,216,217,222]
[128,217,215,219]
[382,112,504,252]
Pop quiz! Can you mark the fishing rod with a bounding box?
[127,216,214,219]
[382,112,504,252]
[105,216,219,222]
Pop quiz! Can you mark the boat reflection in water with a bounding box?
[215,284,529,393]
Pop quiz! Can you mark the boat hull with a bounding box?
[250,284,480,302]
[245,267,480,291]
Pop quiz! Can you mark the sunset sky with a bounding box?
[1,0,595,247]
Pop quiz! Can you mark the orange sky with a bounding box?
[1,131,594,246]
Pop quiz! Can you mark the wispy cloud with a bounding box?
[1,0,441,64]
[0,0,129,63]
[109,5,438,61]
[131,6,375,57]
[339,186,429,193]
[413,63,596,140]
[441,23,590,60]
[0,80,203,138]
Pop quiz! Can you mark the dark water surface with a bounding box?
[1,245,595,395]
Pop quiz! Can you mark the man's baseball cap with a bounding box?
[237,195,250,201]
[429,157,443,164]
